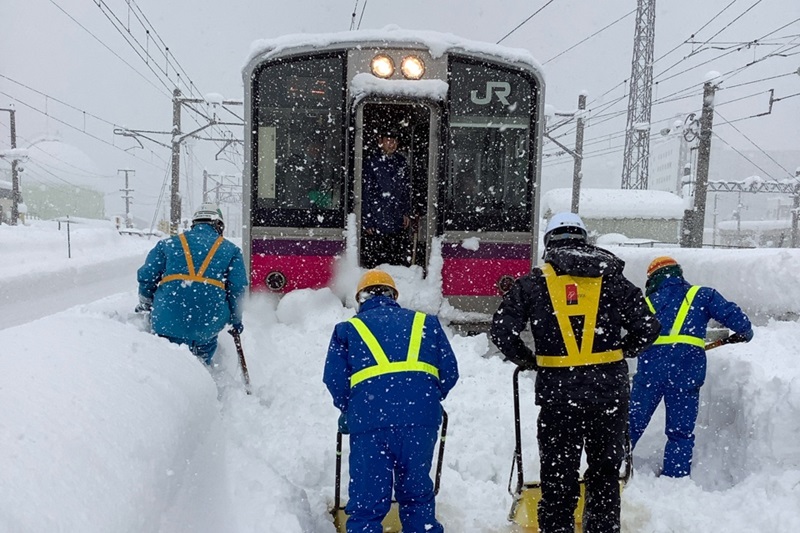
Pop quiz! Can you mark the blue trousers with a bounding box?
[346,426,442,533]
[629,372,699,477]
[161,335,218,365]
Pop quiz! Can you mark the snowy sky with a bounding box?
[2,0,799,222]
[1,220,799,532]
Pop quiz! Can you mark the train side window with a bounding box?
[444,58,537,232]
[252,54,346,228]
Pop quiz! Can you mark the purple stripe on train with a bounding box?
[441,242,532,260]
[252,239,345,256]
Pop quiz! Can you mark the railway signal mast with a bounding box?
[621,0,656,190]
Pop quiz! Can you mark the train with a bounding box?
[241,29,545,323]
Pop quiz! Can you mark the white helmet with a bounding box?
[544,212,587,247]
[192,202,224,232]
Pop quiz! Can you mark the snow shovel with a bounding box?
[705,332,749,351]
[229,329,252,395]
[330,409,449,533]
[507,366,633,533]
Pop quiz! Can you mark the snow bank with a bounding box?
[608,246,800,322]
[0,298,233,533]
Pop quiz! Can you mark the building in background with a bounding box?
[10,136,106,221]
[542,187,685,243]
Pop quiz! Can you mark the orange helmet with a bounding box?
[355,270,399,302]
[647,256,679,277]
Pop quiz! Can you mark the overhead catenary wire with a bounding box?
[543,8,636,65]
[496,0,556,45]
[46,0,171,98]
[0,89,167,172]
[715,109,796,178]
[356,0,369,31]
[349,0,360,31]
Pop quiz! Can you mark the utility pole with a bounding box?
[683,81,718,248]
[792,167,800,247]
[621,0,656,190]
[115,91,243,235]
[202,169,209,202]
[0,107,20,225]
[571,93,587,214]
[170,88,182,235]
[118,169,135,229]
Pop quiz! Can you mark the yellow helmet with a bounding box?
[355,270,399,302]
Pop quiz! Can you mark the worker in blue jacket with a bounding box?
[629,256,753,478]
[324,270,459,533]
[136,203,248,365]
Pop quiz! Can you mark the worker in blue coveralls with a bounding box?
[361,128,412,269]
[629,256,753,478]
[323,270,459,533]
[136,202,248,365]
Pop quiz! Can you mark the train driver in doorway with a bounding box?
[361,128,412,269]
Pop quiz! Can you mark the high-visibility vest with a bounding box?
[159,233,226,290]
[646,285,705,348]
[348,311,440,388]
[536,263,624,368]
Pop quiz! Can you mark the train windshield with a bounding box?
[444,58,536,232]
[252,53,346,228]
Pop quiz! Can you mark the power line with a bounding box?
[0,89,166,171]
[496,0,557,44]
[711,130,777,181]
[357,0,369,31]
[46,0,170,98]
[349,0,360,30]
[543,8,636,65]
[715,109,796,178]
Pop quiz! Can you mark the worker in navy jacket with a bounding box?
[361,129,412,268]
[136,203,248,365]
[323,270,459,533]
[629,256,753,478]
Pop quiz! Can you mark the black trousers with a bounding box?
[361,230,411,269]
[537,399,627,533]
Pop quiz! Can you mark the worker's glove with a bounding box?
[517,359,538,372]
[230,322,244,335]
[729,329,754,344]
[338,412,349,435]
[134,296,153,314]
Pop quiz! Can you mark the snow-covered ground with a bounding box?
[1,220,799,532]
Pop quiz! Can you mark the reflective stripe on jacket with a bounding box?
[536,263,623,367]
[646,285,705,348]
[137,223,248,342]
[323,296,459,434]
[348,312,440,387]
[159,233,226,290]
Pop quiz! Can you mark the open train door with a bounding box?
[353,100,441,271]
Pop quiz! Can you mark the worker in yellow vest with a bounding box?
[323,270,459,533]
[629,256,753,478]
[490,212,660,533]
[136,203,247,365]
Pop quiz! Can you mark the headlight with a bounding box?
[401,55,425,80]
[371,54,395,79]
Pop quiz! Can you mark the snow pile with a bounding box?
[0,303,231,533]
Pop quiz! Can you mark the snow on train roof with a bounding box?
[246,25,542,72]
